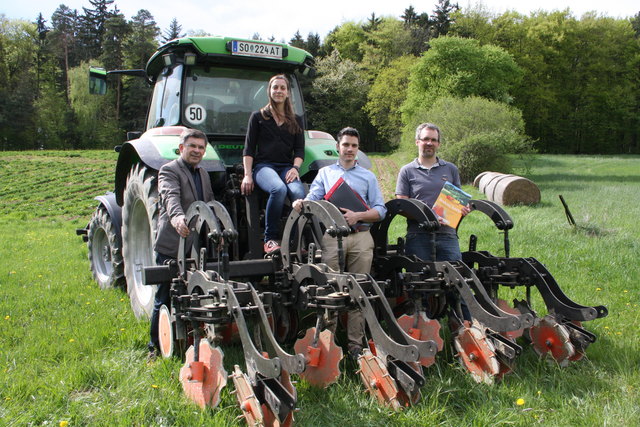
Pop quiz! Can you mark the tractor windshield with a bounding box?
[182,66,304,136]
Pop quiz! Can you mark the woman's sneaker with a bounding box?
[264,240,281,254]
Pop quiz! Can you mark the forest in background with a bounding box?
[1,0,639,154]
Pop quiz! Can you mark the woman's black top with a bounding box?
[243,110,305,165]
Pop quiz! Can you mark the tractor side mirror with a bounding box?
[89,67,107,95]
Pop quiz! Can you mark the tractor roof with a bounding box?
[146,36,314,82]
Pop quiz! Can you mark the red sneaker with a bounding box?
[264,240,281,253]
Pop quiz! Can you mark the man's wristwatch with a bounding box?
[292,165,300,171]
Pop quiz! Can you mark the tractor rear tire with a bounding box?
[87,206,124,289]
[122,164,159,319]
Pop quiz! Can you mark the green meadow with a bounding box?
[1,151,638,426]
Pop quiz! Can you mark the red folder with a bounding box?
[324,177,369,212]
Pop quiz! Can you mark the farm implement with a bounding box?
[459,200,608,368]
[76,35,608,425]
[137,196,607,423]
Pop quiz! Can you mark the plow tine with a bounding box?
[249,286,306,375]
[348,274,438,363]
[523,258,607,321]
[437,261,532,334]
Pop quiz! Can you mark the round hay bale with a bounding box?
[483,173,540,206]
[478,172,504,194]
[473,171,491,188]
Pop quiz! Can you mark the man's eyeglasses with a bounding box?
[418,137,439,143]
[185,143,206,150]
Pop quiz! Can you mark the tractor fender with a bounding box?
[94,192,123,238]
[114,128,226,206]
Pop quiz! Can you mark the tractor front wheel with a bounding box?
[122,164,158,319]
[87,206,124,289]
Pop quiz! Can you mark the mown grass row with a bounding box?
[0,151,638,426]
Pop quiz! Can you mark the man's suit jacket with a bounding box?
[154,157,215,258]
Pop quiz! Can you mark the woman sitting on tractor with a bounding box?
[240,74,306,254]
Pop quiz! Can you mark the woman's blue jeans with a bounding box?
[254,163,305,242]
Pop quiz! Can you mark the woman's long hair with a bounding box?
[261,74,301,134]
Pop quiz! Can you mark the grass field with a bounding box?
[1,151,638,426]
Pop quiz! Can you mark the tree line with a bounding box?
[1,0,639,156]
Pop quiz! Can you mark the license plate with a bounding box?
[231,40,283,60]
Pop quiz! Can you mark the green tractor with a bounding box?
[78,36,371,318]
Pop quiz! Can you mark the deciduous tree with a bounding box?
[402,36,522,127]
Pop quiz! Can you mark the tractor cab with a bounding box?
[89,37,333,179]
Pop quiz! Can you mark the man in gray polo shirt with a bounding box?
[396,122,470,261]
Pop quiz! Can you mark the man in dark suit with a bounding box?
[148,128,214,359]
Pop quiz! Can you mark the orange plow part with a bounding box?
[396,312,444,368]
[357,349,403,410]
[529,315,575,366]
[179,340,227,409]
[496,299,525,340]
[230,365,264,426]
[453,323,500,384]
[294,327,343,387]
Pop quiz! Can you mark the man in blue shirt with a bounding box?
[293,127,386,359]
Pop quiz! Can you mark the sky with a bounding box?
[2,0,638,42]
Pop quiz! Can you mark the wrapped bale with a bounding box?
[473,171,490,188]
[476,172,540,206]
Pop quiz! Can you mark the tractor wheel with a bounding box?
[122,164,159,319]
[87,206,124,289]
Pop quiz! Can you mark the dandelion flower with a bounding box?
[151,384,159,389]
[69,339,75,343]
[595,287,602,292]
[4,315,9,320]
[516,398,525,406]
[60,421,69,427]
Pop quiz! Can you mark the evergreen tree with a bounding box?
[79,0,116,60]
[289,31,305,49]
[121,10,159,131]
[402,7,431,55]
[402,6,419,26]
[50,5,80,100]
[305,32,321,57]
[162,18,184,42]
[102,12,130,121]
[363,12,382,32]
[34,13,49,92]
[631,12,640,38]
[431,0,459,38]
